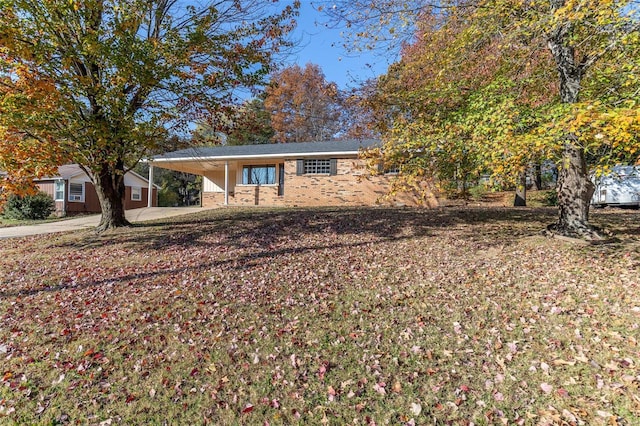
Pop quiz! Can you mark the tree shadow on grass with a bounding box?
[53,205,558,252]
[5,206,638,299]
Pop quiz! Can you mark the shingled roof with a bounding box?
[151,139,380,162]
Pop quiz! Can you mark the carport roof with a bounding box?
[151,139,380,162]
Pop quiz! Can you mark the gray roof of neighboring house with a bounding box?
[151,139,381,162]
[34,164,154,185]
[33,164,85,181]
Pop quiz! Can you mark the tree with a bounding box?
[225,98,275,145]
[341,80,381,140]
[264,63,342,142]
[0,0,298,231]
[321,0,640,238]
[194,96,275,146]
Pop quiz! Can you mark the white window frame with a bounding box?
[68,182,85,202]
[54,179,65,201]
[131,186,142,201]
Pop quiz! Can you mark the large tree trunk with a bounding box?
[546,3,602,238]
[549,143,597,237]
[93,161,130,232]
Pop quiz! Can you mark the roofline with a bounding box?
[150,150,362,163]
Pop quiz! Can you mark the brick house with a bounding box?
[36,164,158,216]
[149,140,433,208]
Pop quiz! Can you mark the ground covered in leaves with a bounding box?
[1,206,639,425]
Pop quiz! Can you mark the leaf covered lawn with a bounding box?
[1,206,639,425]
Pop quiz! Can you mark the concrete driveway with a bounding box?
[0,207,207,239]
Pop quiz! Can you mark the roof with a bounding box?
[151,139,381,162]
[33,164,85,180]
[34,164,157,187]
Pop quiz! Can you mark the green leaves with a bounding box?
[1,1,298,226]
[362,0,639,210]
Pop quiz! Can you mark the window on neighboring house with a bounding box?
[242,165,276,185]
[131,186,142,201]
[296,159,337,175]
[68,182,84,202]
[54,180,64,201]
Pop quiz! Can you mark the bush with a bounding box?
[2,192,56,220]
[468,184,488,201]
[543,190,558,206]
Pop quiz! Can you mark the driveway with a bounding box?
[0,207,207,239]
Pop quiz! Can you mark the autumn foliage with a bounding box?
[350,0,640,237]
[0,1,298,229]
[264,63,343,142]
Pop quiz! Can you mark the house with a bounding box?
[36,164,158,216]
[148,139,434,208]
[591,165,640,208]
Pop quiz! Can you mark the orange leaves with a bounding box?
[264,63,343,143]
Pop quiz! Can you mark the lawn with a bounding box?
[1,206,638,425]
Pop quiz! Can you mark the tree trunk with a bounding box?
[548,143,596,236]
[534,163,543,190]
[93,162,130,232]
[546,5,601,238]
[514,171,527,206]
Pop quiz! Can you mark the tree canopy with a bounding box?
[324,0,640,238]
[264,63,343,142]
[0,0,298,230]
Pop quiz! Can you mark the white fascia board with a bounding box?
[151,151,360,163]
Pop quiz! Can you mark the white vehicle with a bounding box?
[591,165,640,208]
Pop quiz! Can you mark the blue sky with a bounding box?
[286,2,398,89]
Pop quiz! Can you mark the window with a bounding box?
[68,182,84,202]
[377,161,400,175]
[242,165,276,185]
[54,180,64,201]
[296,159,337,175]
[304,159,331,174]
[384,164,401,175]
[131,186,142,201]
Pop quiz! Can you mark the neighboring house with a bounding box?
[149,139,434,208]
[36,164,158,216]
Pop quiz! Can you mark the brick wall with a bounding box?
[201,158,434,208]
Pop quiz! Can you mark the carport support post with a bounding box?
[147,164,154,208]
[224,161,229,206]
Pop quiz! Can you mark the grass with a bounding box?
[1,206,639,425]
[0,216,59,228]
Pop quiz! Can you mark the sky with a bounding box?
[286,2,398,90]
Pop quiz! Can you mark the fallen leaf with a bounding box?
[410,402,422,416]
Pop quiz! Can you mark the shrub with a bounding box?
[543,190,558,206]
[2,192,55,220]
[468,184,488,201]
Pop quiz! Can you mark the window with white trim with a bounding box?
[242,165,276,185]
[131,186,142,201]
[54,180,65,201]
[68,182,84,202]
